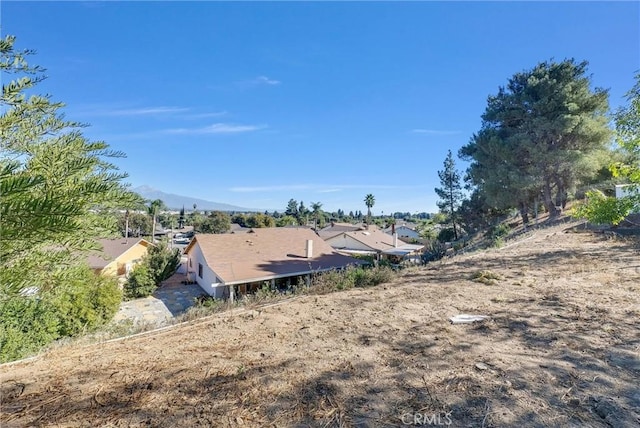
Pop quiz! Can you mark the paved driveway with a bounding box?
[112,274,205,327]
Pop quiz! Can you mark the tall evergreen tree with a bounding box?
[285,198,299,217]
[434,150,463,240]
[461,59,610,223]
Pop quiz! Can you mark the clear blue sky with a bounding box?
[2,1,638,214]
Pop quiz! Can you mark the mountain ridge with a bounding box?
[132,185,258,212]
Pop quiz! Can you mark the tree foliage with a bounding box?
[611,73,640,184]
[245,212,276,228]
[573,73,640,225]
[118,211,152,237]
[364,194,375,225]
[435,150,463,240]
[285,199,299,217]
[123,264,157,300]
[0,35,141,296]
[194,210,231,233]
[123,241,180,299]
[0,266,122,362]
[311,201,324,229]
[0,35,137,360]
[146,241,181,285]
[460,59,610,223]
[573,190,636,226]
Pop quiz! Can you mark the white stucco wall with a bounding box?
[187,242,227,299]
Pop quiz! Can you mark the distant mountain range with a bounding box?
[132,185,257,212]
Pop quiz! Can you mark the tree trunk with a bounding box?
[152,213,156,241]
[555,181,567,210]
[542,179,558,217]
[519,202,530,224]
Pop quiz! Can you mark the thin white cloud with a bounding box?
[410,129,461,136]
[186,111,228,119]
[208,76,281,90]
[107,106,190,116]
[229,184,425,193]
[230,185,313,193]
[255,75,281,86]
[165,123,266,135]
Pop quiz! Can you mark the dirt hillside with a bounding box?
[1,220,639,427]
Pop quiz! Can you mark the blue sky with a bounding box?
[2,1,639,214]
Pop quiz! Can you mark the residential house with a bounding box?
[324,227,424,264]
[318,222,366,240]
[184,227,363,299]
[384,222,421,241]
[88,238,152,276]
[230,223,251,234]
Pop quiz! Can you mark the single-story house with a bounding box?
[88,238,152,276]
[384,223,421,241]
[183,227,363,299]
[324,228,424,263]
[318,222,367,240]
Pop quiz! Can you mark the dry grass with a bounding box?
[2,219,639,427]
[470,269,502,285]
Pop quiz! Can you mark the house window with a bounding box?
[198,263,203,279]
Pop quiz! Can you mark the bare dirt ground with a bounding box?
[2,220,639,427]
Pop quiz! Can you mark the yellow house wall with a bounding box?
[101,242,149,276]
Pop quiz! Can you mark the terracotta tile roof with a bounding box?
[87,238,150,269]
[185,227,363,285]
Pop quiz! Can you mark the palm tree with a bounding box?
[364,194,375,228]
[148,199,165,240]
[311,202,323,230]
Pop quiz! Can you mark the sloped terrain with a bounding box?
[2,221,639,427]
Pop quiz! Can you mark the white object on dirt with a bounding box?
[449,314,489,324]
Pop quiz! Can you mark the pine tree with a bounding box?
[434,150,463,240]
[461,59,610,222]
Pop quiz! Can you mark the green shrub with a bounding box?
[572,190,637,225]
[366,266,395,285]
[0,296,60,363]
[124,263,156,299]
[0,266,122,363]
[309,269,355,294]
[242,283,279,307]
[487,223,510,247]
[309,265,394,294]
[146,241,181,284]
[49,267,122,336]
[422,240,447,262]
